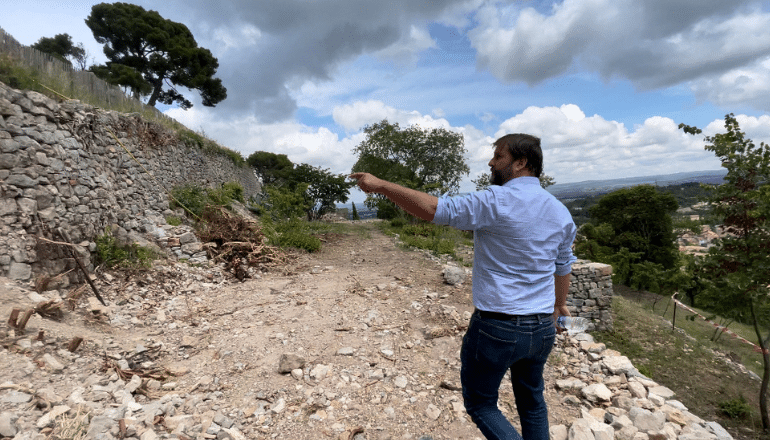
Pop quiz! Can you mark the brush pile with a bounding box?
[195,206,286,280]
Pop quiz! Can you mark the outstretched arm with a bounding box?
[349,173,438,222]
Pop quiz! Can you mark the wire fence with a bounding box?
[0,26,174,125]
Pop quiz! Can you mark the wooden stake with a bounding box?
[69,247,107,306]
[16,309,34,333]
[7,308,20,328]
[36,236,107,306]
[67,337,83,352]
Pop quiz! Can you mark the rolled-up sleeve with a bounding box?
[432,197,451,226]
[555,223,578,276]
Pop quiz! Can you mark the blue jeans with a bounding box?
[461,310,556,440]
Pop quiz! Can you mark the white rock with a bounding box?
[140,428,159,440]
[125,374,142,394]
[556,378,586,391]
[425,404,441,420]
[28,292,47,303]
[569,418,596,440]
[602,355,635,375]
[36,405,70,428]
[42,353,65,372]
[270,398,286,414]
[628,381,647,398]
[648,393,665,406]
[310,364,331,380]
[336,347,355,356]
[648,385,675,399]
[394,376,408,388]
[550,424,568,440]
[582,383,612,402]
[629,407,666,432]
[705,421,733,440]
[0,412,18,438]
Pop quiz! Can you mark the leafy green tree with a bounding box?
[575,185,678,285]
[351,202,360,220]
[588,185,679,268]
[289,164,352,221]
[251,153,352,221]
[629,261,664,292]
[260,184,308,221]
[86,2,227,109]
[32,33,87,68]
[351,120,469,218]
[247,151,295,186]
[574,222,617,264]
[680,114,770,430]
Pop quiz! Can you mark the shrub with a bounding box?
[170,182,245,219]
[0,54,39,91]
[719,397,752,419]
[95,228,157,269]
[170,184,208,218]
[277,230,321,252]
[176,129,245,166]
[264,216,323,252]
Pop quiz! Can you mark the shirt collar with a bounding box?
[503,176,540,187]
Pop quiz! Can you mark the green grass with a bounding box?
[95,228,159,269]
[596,286,767,439]
[377,219,473,262]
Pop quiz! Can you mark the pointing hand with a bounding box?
[349,173,382,194]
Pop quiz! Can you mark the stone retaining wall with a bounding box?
[568,260,614,331]
[0,81,260,282]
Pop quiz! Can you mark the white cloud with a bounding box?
[690,57,770,111]
[212,23,263,51]
[491,105,723,184]
[165,107,360,176]
[332,100,452,132]
[468,0,770,91]
[168,102,770,202]
[373,25,437,64]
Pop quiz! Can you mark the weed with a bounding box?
[380,221,469,259]
[0,54,39,91]
[95,228,157,269]
[176,129,245,166]
[169,182,245,219]
[719,397,752,419]
[170,184,208,218]
[269,217,322,252]
[278,230,322,252]
[165,216,182,226]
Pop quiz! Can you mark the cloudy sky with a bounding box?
[4,0,770,203]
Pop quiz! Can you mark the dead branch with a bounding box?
[36,236,106,306]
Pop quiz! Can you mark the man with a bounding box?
[350,133,576,440]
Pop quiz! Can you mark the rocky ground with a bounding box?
[0,222,736,440]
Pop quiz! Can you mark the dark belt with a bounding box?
[475,309,552,323]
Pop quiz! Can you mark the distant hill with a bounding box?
[337,169,728,214]
[547,169,727,201]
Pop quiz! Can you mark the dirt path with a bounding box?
[0,221,581,440]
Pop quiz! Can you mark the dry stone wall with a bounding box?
[440,256,614,332]
[0,81,260,282]
[569,260,614,331]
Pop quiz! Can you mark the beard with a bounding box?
[490,169,505,186]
